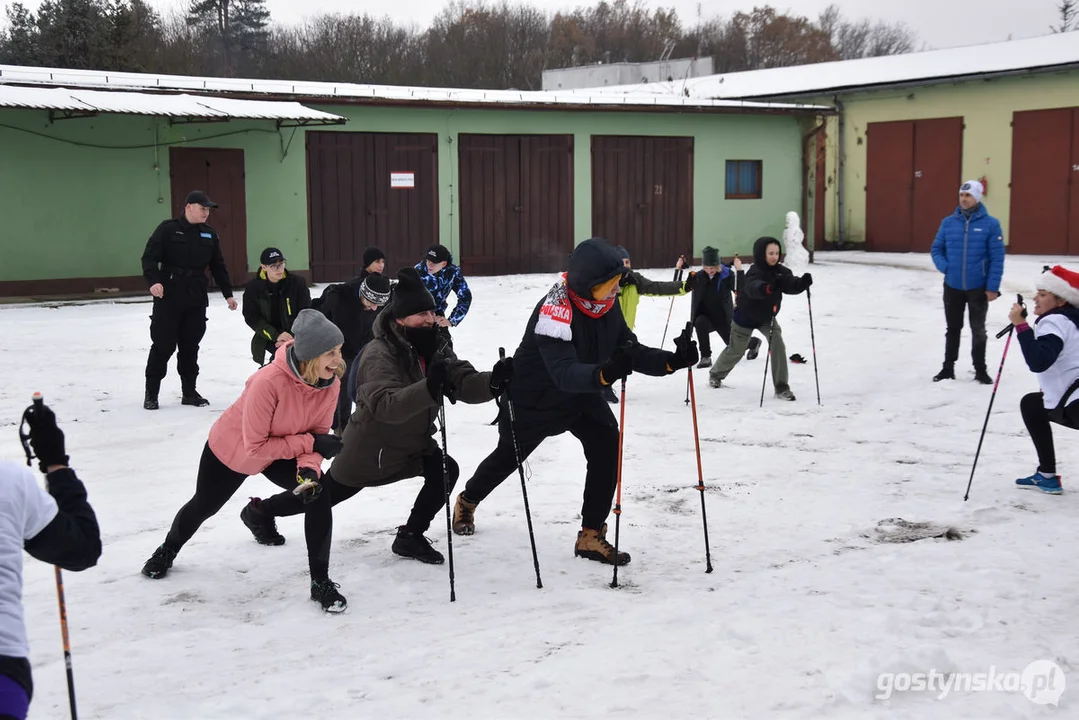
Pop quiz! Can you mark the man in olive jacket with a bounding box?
[260,267,512,566]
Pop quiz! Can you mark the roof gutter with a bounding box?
[728,61,1079,104]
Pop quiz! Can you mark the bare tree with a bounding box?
[1052,0,1077,31]
[817,3,915,59]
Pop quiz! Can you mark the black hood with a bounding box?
[566,238,626,298]
[752,236,781,267]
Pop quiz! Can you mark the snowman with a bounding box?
[782,211,809,275]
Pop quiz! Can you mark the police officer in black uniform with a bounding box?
[141,190,238,410]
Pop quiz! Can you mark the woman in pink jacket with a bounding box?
[140,309,350,612]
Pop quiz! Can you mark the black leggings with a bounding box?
[261,452,460,541]
[1020,392,1079,475]
[163,443,333,580]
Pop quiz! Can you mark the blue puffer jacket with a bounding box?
[930,203,1006,292]
[414,261,472,326]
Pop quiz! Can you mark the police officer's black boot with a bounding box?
[144,378,160,411]
[181,377,209,407]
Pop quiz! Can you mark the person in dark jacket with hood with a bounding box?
[1011,265,1079,495]
[242,247,311,366]
[707,236,812,400]
[253,267,512,566]
[685,246,761,368]
[451,238,699,566]
[930,180,1006,384]
[320,273,392,433]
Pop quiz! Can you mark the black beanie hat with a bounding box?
[702,246,720,266]
[360,273,391,306]
[362,246,386,268]
[390,267,436,319]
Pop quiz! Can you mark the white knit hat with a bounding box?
[1037,265,1079,307]
[959,180,984,203]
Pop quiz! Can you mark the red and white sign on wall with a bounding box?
[390,171,415,189]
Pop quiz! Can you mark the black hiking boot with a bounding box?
[181,392,210,407]
[974,368,993,385]
[933,365,955,382]
[144,379,160,410]
[310,578,347,613]
[141,544,177,579]
[746,337,762,360]
[391,525,445,564]
[240,498,286,546]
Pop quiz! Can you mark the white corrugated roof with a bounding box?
[578,32,1079,100]
[0,83,347,122]
[0,64,828,112]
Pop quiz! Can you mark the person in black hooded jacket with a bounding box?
[451,238,699,566]
[707,236,812,400]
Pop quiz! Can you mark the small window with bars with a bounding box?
[725,160,763,199]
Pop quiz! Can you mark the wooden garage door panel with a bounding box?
[169,147,247,287]
[1010,109,1072,255]
[306,132,438,282]
[865,121,914,252]
[1071,110,1079,254]
[592,136,693,268]
[912,117,963,251]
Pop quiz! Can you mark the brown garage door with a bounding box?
[1010,107,1079,255]
[592,136,693,268]
[457,134,574,276]
[307,132,438,282]
[169,147,248,287]
[865,118,963,252]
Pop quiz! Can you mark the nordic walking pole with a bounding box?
[684,334,713,573]
[965,294,1026,501]
[807,286,821,406]
[759,309,776,408]
[438,397,457,602]
[610,376,628,589]
[20,394,78,719]
[500,347,542,589]
[659,257,686,349]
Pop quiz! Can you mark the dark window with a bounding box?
[725,160,763,199]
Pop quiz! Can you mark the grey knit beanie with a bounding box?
[291,309,344,362]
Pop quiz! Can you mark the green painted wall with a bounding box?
[797,68,1079,247]
[0,103,805,286]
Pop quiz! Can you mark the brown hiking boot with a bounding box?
[452,494,477,536]
[574,523,631,566]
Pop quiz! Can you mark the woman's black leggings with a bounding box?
[163,442,333,580]
[1020,392,1079,475]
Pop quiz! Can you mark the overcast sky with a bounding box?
[15,0,1067,51]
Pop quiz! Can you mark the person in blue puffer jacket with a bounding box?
[415,245,472,329]
[930,179,1006,384]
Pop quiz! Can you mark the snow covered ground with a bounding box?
[1,251,1075,719]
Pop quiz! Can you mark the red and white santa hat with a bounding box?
[1037,265,1079,307]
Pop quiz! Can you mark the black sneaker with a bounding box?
[310,578,347,613]
[141,544,177,579]
[933,365,955,382]
[746,337,762,360]
[240,498,286,546]
[974,369,993,385]
[391,525,445,564]
[143,394,159,410]
[181,393,210,407]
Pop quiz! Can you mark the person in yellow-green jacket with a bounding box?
[242,247,311,366]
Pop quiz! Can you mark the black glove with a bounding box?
[667,323,700,371]
[312,433,343,459]
[598,345,634,386]
[489,356,514,396]
[295,468,321,504]
[802,272,813,288]
[425,360,457,404]
[25,402,68,473]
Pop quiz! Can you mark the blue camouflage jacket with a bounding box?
[930,203,1006,292]
[414,261,472,326]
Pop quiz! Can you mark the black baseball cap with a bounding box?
[260,247,285,265]
[185,190,218,208]
[426,245,451,264]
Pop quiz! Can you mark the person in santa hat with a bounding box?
[1010,265,1079,495]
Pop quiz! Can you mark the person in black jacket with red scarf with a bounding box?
[707,236,811,400]
[451,238,698,565]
